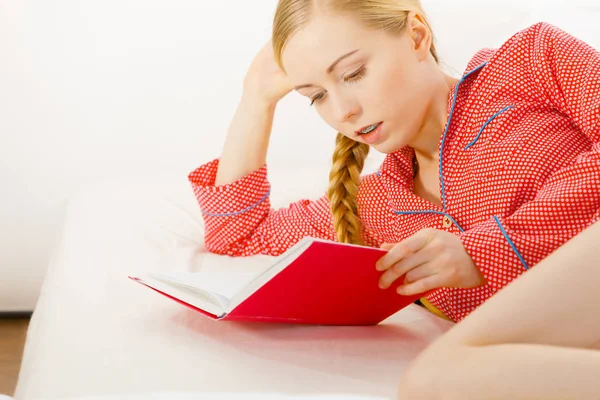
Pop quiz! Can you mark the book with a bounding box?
[129,237,425,325]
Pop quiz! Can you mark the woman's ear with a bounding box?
[407,12,432,61]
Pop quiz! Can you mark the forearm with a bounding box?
[215,93,277,186]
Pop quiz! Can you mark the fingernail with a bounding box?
[397,286,405,295]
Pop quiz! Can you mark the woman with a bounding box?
[398,219,600,399]
[188,0,600,322]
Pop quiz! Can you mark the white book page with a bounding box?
[138,275,226,317]
[151,271,260,307]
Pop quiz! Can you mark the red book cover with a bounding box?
[130,238,425,326]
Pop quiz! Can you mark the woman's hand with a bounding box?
[376,228,486,296]
[243,39,295,106]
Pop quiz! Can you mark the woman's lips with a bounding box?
[356,121,382,135]
[356,122,383,144]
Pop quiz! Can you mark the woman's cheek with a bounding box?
[316,105,341,133]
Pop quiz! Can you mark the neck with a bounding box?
[412,73,459,167]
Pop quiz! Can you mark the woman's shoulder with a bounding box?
[497,21,568,52]
[465,22,565,73]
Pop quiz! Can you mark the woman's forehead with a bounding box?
[281,16,379,76]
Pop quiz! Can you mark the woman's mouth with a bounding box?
[355,122,383,144]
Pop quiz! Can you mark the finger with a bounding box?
[405,229,435,251]
[379,245,434,289]
[404,262,438,284]
[379,250,430,289]
[376,242,411,271]
[397,273,446,296]
[376,229,435,271]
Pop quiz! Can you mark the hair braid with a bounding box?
[327,133,370,244]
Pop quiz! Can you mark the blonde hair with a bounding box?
[273,0,439,245]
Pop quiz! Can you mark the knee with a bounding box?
[398,344,466,400]
[398,355,439,399]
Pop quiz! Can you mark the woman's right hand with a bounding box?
[243,39,295,106]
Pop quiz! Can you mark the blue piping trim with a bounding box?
[201,189,271,217]
[465,105,515,150]
[439,62,488,211]
[393,210,465,232]
[493,216,530,270]
[394,63,487,232]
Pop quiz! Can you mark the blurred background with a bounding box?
[1,0,599,312]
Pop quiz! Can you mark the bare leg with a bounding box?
[398,220,600,400]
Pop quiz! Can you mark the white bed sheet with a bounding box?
[14,176,453,400]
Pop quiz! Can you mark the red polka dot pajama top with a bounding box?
[188,22,600,322]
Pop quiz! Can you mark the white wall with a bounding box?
[1,0,599,311]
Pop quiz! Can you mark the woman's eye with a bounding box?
[343,66,367,84]
[309,92,325,106]
[308,66,366,106]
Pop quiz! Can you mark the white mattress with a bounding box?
[15,176,453,400]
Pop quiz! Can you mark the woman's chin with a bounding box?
[372,140,405,154]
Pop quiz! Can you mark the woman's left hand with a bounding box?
[376,228,486,296]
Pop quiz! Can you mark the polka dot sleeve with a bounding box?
[461,22,600,294]
[188,158,337,256]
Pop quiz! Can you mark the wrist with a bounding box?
[240,90,279,112]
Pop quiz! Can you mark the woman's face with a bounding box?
[281,12,441,154]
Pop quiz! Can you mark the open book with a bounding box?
[129,237,424,325]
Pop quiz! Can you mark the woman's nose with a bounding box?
[333,97,361,124]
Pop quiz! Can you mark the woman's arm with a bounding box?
[188,41,339,257]
[215,40,294,186]
[214,94,276,186]
[398,218,600,400]
[188,41,387,256]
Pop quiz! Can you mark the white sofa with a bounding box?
[5,0,600,399]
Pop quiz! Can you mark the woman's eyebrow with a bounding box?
[294,48,360,90]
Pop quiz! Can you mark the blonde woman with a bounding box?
[398,219,600,399]
[189,0,600,322]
